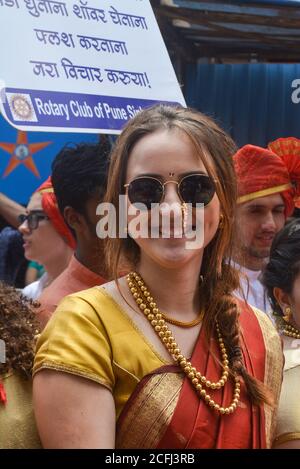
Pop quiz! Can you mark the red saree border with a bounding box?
[116,368,184,448]
[117,364,181,430]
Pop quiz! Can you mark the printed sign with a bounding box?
[0,0,185,133]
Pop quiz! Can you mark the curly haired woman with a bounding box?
[0,282,41,448]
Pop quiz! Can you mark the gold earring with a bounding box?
[283,307,292,323]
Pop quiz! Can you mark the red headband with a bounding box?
[35,177,76,249]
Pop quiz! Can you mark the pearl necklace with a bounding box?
[283,323,300,339]
[127,272,240,415]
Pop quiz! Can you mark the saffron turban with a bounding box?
[268,137,300,209]
[233,142,300,217]
[35,177,76,249]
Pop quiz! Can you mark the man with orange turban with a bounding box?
[233,142,300,319]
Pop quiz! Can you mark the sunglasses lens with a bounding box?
[180,175,215,206]
[18,213,47,230]
[128,178,163,210]
[18,214,26,224]
[28,214,38,230]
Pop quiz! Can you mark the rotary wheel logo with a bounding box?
[10,94,33,120]
[15,144,30,161]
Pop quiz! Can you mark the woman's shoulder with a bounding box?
[33,283,123,389]
[54,280,124,318]
[33,279,157,391]
[59,278,116,299]
[41,279,132,341]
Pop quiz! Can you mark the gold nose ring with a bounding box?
[181,202,188,231]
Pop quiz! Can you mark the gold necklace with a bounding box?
[160,310,203,328]
[127,272,240,415]
[283,323,300,339]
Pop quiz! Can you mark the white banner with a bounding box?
[0,0,186,133]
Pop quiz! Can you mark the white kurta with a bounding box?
[22,272,49,300]
[233,263,274,323]
[273,335,300,447]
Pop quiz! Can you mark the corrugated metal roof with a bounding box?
[185,63,300,146]
[151,0,300,62]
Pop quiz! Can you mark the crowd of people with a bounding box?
[0,105,300,449]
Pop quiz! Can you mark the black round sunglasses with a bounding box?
[124,173,216,210]
[18,211,49,231]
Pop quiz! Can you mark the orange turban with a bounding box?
[233,143,300,217]
[35,177,76,249]
[268,137,300,209]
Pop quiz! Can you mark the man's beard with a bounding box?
[242,244,270,260]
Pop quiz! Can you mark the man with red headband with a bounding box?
[233,143,300,319]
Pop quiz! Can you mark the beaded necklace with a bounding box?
[127,272,240,415]
[283,323,300,339]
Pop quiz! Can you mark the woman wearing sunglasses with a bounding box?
[19,177,75,300]
[33,105,282,448]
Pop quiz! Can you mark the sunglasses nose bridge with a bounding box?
[162,180,182,204]
[18,216,31,234]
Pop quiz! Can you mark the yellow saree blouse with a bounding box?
[273,335,300,447]
[33,287,168,419]
[0,372,41,448]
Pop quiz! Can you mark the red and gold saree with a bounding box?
[116,302,283,449]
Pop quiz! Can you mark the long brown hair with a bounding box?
[104,104,272,406]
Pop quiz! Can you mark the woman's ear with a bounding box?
[273,287,291,314]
